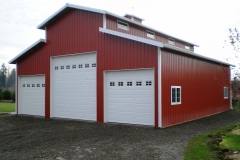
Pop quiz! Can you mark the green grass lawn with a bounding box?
[184,124,240,160]
[0,102,15,112]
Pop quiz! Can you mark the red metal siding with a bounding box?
[17,9,159,126]
[17,9,103,119]
[161,49,230,127]
[98,35,158,126]
[106,15,193,51]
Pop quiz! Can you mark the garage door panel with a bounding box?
[18,75,45,116]
[105,69,154,126]
[51,53,96,121]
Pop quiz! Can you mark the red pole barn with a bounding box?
[9,4,233,128]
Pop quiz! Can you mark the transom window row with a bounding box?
[109,81,152,86]
[22,84,45,87]
[55,63,96,70]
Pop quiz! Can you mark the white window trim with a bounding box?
[185,44,190,50]
[168,38,175,45]
[117,20,129,31]
[171,86,181,105]
[224,87,228,99]
[147,30,155,39]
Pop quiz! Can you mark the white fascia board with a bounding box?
[99,27,163,48]
[163,44,235,67]
[9,39,46,64]
[37,3,106,29]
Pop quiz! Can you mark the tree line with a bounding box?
[0,63,15,101]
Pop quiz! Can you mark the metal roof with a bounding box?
[37,3,198,47]
[9,39,46,64]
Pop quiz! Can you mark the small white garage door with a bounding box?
[51,53,96,121]
[105,69,154,126]
[18,75,45,116]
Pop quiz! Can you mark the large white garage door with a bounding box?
[105,69,154,126]
[18,75,45,116]
[51,53,96,121]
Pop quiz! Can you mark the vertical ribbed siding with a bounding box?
[161,49,230,127]
[18,9,103,118]
[106,15,193,51]
[17,9,159,126]
[97,35,158,126]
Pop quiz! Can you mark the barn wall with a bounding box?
[161,49,230,127]
[106,15,194,51]
[17,9,159,126]
[98,34,158,126]
[17,9,103,118]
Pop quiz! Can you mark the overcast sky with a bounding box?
[0,0,240,69]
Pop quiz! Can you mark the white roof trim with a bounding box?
[124,14,145,21]
[38,3,106,29]
[163,44,235,67]
[37,3,198,46]
[9,39,46,64]
[99,27,163,48]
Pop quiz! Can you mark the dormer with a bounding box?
[124,14,144,24]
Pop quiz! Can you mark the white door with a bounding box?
[18,75,45,116]
[105,69,154,126]
[51,53,96,121]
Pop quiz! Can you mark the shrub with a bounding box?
[11,90,15,102]
[2,89,11,100]
[0,88,2,100]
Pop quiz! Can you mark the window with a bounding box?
[85,64,89,68]
[42,84,45,87]
[27,84,30,87]
[66,65,70,69]
[92,63,96,67]
[60,66,64,70]
[168,38,175,45]
[185,44,190,50]
[32,84,35,87]
[72,65,76,69]
[224,87,228,99]
[110,82,115,86]
[55,66,58,70]
[118,82,123,86]
[22,84,25,87]
[127,82,132,86]
[147,31,155,39]
[78,64,83,68]
[171,86,181,105]
[117,21,129,30]
[37,84,40,87]
[146,81,152,86]
[136,81,142,86]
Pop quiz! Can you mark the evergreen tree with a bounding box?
[6,68,16,89]
[0,63,7,88]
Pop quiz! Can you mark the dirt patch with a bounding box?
[0,111,240,160]
[225,151,240,160]
[232,129,240,135]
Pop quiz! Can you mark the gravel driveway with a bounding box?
[0,110,240,160]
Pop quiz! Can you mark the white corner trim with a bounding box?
[158,48,162,128]
[163,44,235,67]
[103,14,106,29]
[99,27,163,47]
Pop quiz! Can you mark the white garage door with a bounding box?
[51,53,96,121]
[105,69,154,126]
[18,75,45,116]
